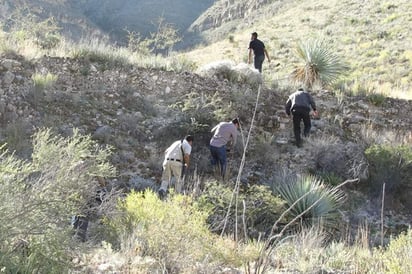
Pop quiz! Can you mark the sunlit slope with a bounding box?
[184,0,412,96]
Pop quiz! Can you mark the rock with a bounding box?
[93,125,112,143]
[2,71,15,85]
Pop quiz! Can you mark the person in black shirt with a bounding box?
[248,32,271,73]
[285,88,318,147]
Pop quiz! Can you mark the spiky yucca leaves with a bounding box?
[275,175,345,229]
[292,39,348,89]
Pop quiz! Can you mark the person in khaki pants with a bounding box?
[158,135,193,198]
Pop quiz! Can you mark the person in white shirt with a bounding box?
[158,135,193,198]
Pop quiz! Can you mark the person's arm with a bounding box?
[183,154,190,167]
[264,48,270,62]
[285,98,292,116]
[211,124,219,132]
[307,94,318,117]
[248,49,253,64]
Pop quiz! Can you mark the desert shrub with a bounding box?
[127,16,181,56]
[319,239,382,273]
[309,136,369,182]
[196,60,262,88]
[251,133,278,166]
[2,8,62,52]
[274,175,346,229]
[0,128,115,273]
[3,119,32,157]
[196,182,285,239]
[109,190,260,273]
[380,229,412,273]
[256,228,412,273]
[364,144,412,196]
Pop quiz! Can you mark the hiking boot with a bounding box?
[158,189,166,200]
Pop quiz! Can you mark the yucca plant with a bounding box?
[275,175,346,229]
[292,39,349,89]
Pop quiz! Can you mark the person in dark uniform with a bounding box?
[285,88,318,147]
[248,32,271,73]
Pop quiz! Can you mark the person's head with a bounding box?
[185,135,194,145]
[251,32,258,40]
[298,87,310,93]
[231,118,240,128]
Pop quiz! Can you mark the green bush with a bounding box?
[3,8,62,51]
[0,128,115,273]
[365,144,412,197]
[196,183,285,239]
[109,190,260,273]
[381,230,412,273]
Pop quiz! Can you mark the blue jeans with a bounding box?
[210,145,227,178]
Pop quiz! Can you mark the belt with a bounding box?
[167,158,181,162]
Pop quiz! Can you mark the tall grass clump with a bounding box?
[0,128,115,273]
[109,190,260,273]
[70,39,130,69]
[32,72,58,91]
[29,72,58,108]
[291,39,349,89]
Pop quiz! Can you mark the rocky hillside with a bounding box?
[1,52,411,239]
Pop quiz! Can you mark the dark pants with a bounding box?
[210,145,227,178]
[72,215,89,242]
[292,107,311,146]
[254,55,265,73]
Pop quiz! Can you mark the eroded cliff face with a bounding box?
[189,0,275,32]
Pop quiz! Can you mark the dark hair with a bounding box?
[251,32,258,38]
[232,118,239,125]
[185,135,194,142]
